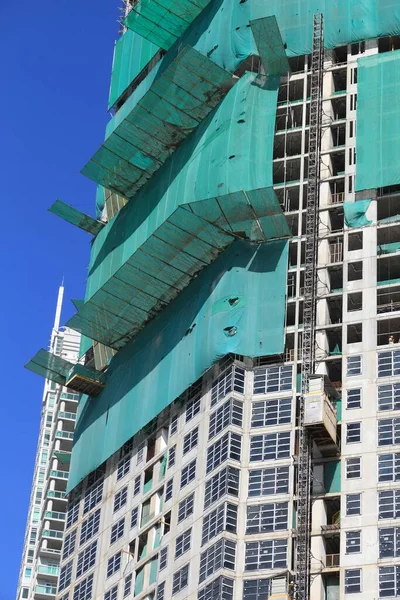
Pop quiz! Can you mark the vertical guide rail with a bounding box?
[295,13,324,600]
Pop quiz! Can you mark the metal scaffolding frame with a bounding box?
[295,13,324,600]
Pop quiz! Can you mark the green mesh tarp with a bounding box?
[67,239,289,491]
[86,73,281,300]
[343,200,372,227]
[82,46,234,199]
[124,0,212,51]
[250,16,290,77]
[379,215,400,225]
[69,74,288,348]
[25,350,73,385]
[378,242,400,255]
[49,200,104,236]
[356,51,400,191]
[108,29,159,110]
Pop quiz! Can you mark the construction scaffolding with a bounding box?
[295,13,324,600]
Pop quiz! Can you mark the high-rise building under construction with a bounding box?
[22,2,400,600]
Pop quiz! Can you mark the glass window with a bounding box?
[346,457,361,479]
[58,560,73,592]
[183,427,199,455]
[73,574,93,600]
[346,422,361,444]
[251,398,292,427]
[172,564,189,595]
[106,552,121,578]
[170,415,178,436]
[83,480,103,515]
[178,493,195,523]
[346,493,361,516]
[175,528,192,559]
[378,384,400,411]
[168,445,176,468]
[378,453,400,482]
[63,529,77,560]
[186,394,201,422]
[378,350,400,378]
[110,517,125,545]
[198,576,234,600]
[123,574,132,598]
[113,487,127,512]
[344,569,361,593]
[379,527,400,559]
[346,530,361,554]
[117,454,130,481]
[379,489,400,519]
[209,398,243,440]
[204,466,240,509]
[245,539,287,570]
[211,365,245,407]
[248,466,290,497]
[165,478,173,501]
[243,579,271,599]
[66,501,79,530]
[246,502,288,534]
[130,506,139,528]
[378,418,400,446]
[253,365,292,394]
[160,546,168,571]
[347,355,362,376]
[206,432,241,473]
[347,388,361,409]
[199,538,236,583]
[77,540,97,578]
[157,582,165,600]
[80,509,100,546]
[202,503,237,545]
[379,566,400,597]
[104,586,118,600]
[250,432,291,462]
[133,475,141,496]
[181,459,196,488]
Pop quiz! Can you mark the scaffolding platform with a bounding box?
[81,46,235,199]
[66,189,290,349]
[25,350,106,397]
[124,0,212,50]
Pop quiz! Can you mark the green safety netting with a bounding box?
[108,29,160,110]
[356,50,400,191]
[122,0,400,79]
[379,215,400,225]
[25,350,73,386]
[378,278,400,286]
[79,334,93,359]
[250,16,290,77]
[68,74,289,348]
[124,0,212,51]
[67,238,289,491]
[82,46,234,199]
[343,200,372,227]
[378,242,400,255]
[49,200,105,236]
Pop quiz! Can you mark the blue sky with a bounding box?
[0,1,117,596]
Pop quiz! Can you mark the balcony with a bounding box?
[37,566,60,577]
[55,431,74,441]
[44,511,66,522]
[49,470,69,480]
[42,530,63,540]
[58,411,76,421]
[34,585,57,598]
[46,490,67,501]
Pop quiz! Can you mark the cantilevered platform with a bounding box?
[66,188,290,349]
[124,0,212,51]
[81,46,235,199]
[49,199,105,236]
[25,350,106,396]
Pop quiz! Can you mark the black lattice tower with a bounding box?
[295,12,324,600]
